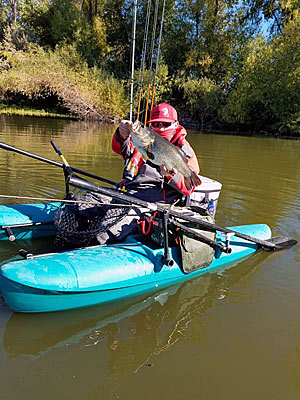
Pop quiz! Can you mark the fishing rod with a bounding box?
[136,0,152,121]
[144,0,159,125]
[0,141,116,186]
[129,0,138,122]
[150,0,165,111]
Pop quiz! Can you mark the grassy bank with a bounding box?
[0,105,78,119]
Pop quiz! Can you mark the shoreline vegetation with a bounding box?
[0,1,299,137]
[2,104,297,140]
[0,104,76,119]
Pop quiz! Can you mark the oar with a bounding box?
[0,141,116,186]
[68,175,228,254]
[67,175,297,252]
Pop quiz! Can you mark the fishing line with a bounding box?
[0,194,135,207]
[136,0,152,121]
[129,0,138,122]
[144,0,159,125]
[150,0,165,111]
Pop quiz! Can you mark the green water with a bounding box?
[0,115,300,400]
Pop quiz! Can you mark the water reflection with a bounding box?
[3,278,208,361]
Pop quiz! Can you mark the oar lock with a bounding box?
[19,249,33,259]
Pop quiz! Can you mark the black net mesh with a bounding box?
[54,192,131,249]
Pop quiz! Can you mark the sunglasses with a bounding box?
[151,121,173,128]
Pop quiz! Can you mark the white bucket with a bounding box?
[186,176,222,217]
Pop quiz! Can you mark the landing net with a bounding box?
[54,192,131,249]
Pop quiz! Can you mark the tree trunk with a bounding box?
[88,0,93,24]
[7,0,18,24]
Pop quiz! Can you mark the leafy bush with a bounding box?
[0,43,128,121]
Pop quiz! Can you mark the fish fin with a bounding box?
[146,147,155,160]
[184,172,202,191]
[191,171,202,187]
[179,149,189,163]
[183,176,192,191]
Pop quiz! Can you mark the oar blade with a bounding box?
[261,236,298,252]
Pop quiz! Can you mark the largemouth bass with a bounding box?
[127,120,201,190]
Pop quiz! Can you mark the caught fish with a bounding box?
[127,120,201,190]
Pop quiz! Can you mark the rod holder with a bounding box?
[161,256,174,267]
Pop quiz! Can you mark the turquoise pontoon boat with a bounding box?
[0,200,272,313]
[0,142,296,313]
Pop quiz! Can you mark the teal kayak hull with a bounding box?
[0,203,272,313]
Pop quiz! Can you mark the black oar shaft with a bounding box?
[68,176,293,252]
[69,175,157,210]
[0,142,116,186]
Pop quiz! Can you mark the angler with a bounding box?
[127,120,201,191]
[113,103,200,203]
[95,103,202,245]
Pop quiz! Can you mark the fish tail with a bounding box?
[183,172,202,191]
[191,171,202,187]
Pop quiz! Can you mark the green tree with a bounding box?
[222,12,300,134]
[241,0,299,36]
[20,0,108,65]
[160,0,254,126]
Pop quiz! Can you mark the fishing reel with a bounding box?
[122,158,137,180]
[122,151,141,181]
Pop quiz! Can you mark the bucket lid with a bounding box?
[195,176,222,192]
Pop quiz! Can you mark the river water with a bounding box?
[0,115,299,400]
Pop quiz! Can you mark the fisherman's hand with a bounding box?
[119,120,132,138]
[161,165,177,179]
